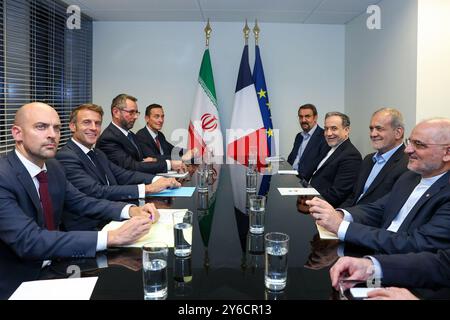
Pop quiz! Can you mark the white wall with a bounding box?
[416,0,450,122]
[93,21,345,157]
[345,0,418,156]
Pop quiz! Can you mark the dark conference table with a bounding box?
[48,164,342,300]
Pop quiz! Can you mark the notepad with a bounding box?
[316,223,339,240]
[102,209,189,248]
[146,186,195,197]
[157,171,189,179]
[9,277,98,300]
[278,187,320,196]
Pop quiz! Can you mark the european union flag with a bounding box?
[253,44,273,196]
[253,45,275,157]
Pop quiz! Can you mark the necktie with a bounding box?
[35,171,55,230]
[127,132,141,157]
[87,150,110,185]
[154,135,162,154]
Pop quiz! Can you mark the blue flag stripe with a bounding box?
[235,45,254,93]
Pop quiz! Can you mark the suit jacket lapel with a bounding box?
[145,128,160,153]
[67,140,108,185]
[8,152,44,226]
[364,145,406,197]
[315,139,349,174]
[398,171,450,230]
[354,156,375,198]
[382,173,421,227]
[109,124,142,160]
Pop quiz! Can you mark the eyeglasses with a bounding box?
[120,109,141,116]
[405,138,449,150]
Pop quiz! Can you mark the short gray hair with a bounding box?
[373,107,404,130]
[325,112,350,128]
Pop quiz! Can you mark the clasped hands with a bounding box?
[305,197,344,234]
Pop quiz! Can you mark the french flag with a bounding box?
[226,45,268,168]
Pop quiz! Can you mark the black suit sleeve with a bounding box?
[375,250,450,288]
[97,134,168,174]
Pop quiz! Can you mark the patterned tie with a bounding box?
[35,171,55,230]
[87,150,110,185]
[154,134,162,154]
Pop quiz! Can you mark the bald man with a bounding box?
[0,102,157,299]
[307,118,450,254]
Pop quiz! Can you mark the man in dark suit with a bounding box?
[309,112,362,207]
[329,249,450,299]
[96,94,185,174]
[287,104,329,181]
[56,104,181,231]
[136,103,196,162]
[307,118,450,254]
[0,102,156,299]
[341,108,409,207]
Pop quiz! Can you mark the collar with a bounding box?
[145,125,159,139]
[420,172,447,187]
[112,121,131,137]
[71,138,92,155]
[302,124,318,138]
[15,149,47,178]
[372,143,403,164]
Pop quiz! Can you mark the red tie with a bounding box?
[155,135,161,154]
[36,171,55,230]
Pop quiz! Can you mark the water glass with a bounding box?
[173,210,194,257]
[264,232,289,291]
[246,167,257,192]
[197,168,209,192]
[142,242,168,300]
[249,195,266,234]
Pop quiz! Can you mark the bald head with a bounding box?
[415,118,450,144]
[12,102,61,167]
[14,102,59,127]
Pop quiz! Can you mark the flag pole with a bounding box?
[243,19,250,45]
[204,19,212,47]
[253,19,259,45]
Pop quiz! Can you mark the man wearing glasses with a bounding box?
[307,118,450,254]
[97,94,179,174]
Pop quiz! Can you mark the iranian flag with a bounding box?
[188,49,223,161]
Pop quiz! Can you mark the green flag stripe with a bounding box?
[198,49,218,108]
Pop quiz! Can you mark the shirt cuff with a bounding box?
[120,204,134,219]
[366,256,383,280]
[337,219,350,241]
[96,231,108,251]
[138,184,145,198]
[166,160,171,171]
[337,208,353,222]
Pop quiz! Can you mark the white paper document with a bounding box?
[157,171,189,179]
[265,156,285,163]
[102,209,189,248]
[316,223,339,240]
[278,187,320,196]
[9,277,98,300]
[349,287,377,299]
[277,170,299,175]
